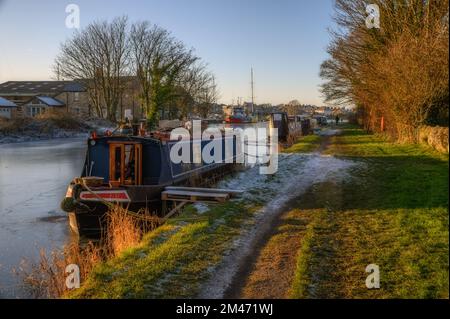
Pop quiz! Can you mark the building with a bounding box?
[0,81,88,118]
[116,76,142,121]
[0,97,17,119]
[315,106,333,117]
[0,78,228,122]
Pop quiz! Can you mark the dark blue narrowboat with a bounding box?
[61,130,239,236]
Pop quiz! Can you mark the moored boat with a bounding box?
[225,107,252,123]
[61,125,239,237]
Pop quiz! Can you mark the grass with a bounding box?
[283,134,321,153]
[69,201,259,298]
[288,212,321,299]
[289,126,449,298]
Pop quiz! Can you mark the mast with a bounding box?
[251,67,254,114]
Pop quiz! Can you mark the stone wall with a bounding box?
[418,126,449,153]
[55,91,91,117]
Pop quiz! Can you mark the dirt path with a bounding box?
[224,204,313,298]
[197,128,352,299]
[224,133,335,298]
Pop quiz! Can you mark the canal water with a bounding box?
[0,138,87,298]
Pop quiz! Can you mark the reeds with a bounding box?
[103,205,161,257]
[16,205,161,298]
[16,241,102,298]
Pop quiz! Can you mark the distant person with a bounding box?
[335,115,340,125]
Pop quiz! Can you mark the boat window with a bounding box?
[124,145,135,184]
[109,143,142,186]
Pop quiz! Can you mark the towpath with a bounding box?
[198,128,354,298]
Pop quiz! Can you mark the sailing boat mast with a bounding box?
[251,67,255,114]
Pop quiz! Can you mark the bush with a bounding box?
[0,117,32,134]
[0,111,90,135]
[35,110,89,130]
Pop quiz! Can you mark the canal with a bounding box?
[0,138,87,298]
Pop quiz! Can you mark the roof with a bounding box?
[0,81,86,96]
[63,82,85,92]
[0,97,17,108]
[36,96,65,107]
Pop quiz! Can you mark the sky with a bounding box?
[0,0,335,105]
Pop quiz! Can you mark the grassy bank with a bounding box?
[289,126,449,298]
[69,201,259,298]
[283,134,321,153]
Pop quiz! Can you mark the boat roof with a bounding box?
[89,135,163,145]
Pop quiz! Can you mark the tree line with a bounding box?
[320,0,448,141]
[54,17,218,126]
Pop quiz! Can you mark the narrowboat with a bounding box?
[61,126,239,237]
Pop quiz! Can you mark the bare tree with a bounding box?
[320,0,449,140]
[172,63,220,119]
[55,17,218,124]
[54,17,130,121]
[195,74,219,119]
[129,22,198,126]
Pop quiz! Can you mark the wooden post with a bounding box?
[161,199,167,214]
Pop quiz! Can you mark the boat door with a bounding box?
[108,142,142,186]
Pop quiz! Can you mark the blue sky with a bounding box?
[0,0,335,105]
